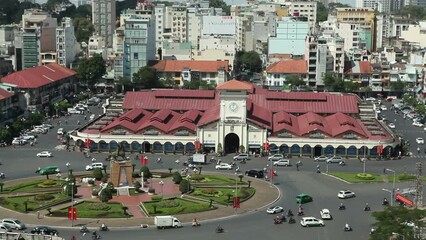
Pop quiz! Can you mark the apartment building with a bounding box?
[400,21,426,48]
[56,17,78,67]
[268,16,309,56]
[169,6,187,43]
[288,1,317,26]
[356,0,378,8]
[92,0,116,48]
[336,8,376,50]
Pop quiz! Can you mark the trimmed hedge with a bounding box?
[355,173,375,180]
[34,194,55,201]
[398,174,416,181]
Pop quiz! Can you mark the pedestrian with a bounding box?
[84,115,87,120]
[383,168,386,174]
[296,162,299,171]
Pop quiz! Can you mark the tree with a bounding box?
[394,5,426,20]
[117,77,133,93]
[209,0,230,15]
[286,74,304,87]
[179,179,190,193]
[140,166,152,181]
[132,66,161,89]
[0,182,4,192]
[390,80,405,91]
[92,168,104,180]
[72,17,94,43]
[172,172,182,184]
[160,73,176,88]
[100,187,112,203]
[0,0,21,24]
[371,206,426,240]
[45,0,71,12]
[74,4,91,18]
[236,51,262,74]
[77,53,106,88]
[316,2,328,22]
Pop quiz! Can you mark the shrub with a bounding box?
[172,172,182,184]
[93,168,103,181]
[34,193,55,201]
[100,188,112,203]
[151,195,162,201]
[92,189,99,196]
[179,179,190,193]
[87,202,110,211]
[355,173,375,180]
[42,180,56,186]
[201,188,218,195]
[148,188,155,194]
[88,179,95,185]
[190,175,205,181]
[101,176,108,183]
[398,174,416,181]
[134,181,142,192]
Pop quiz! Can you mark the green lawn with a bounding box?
[0,193,69,212]
[143,198,214,215]
[190,175,247,184]
[327,172,384,183]
[51,201,130,218]
[191,187,255,205]
[2,180,63,193]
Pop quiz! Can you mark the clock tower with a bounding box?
[215,80,253,153]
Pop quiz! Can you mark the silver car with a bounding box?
[326,156,343,164]
[1,218,25,230]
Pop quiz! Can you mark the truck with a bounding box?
[154,216,182,229]
[191,154,207,164]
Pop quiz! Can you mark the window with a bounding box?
[134,53,138,59]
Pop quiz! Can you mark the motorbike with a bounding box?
[344,225,353,232]
[0,173,5,179]
[80,226,89,233]
[288,217,296,224]
[99,225,109,231]
[92,232,101,240]
[274,218,282,224]
[382,200,389,206]
[297,211,304,216]
[339,205,346,210]
[364,206,371,211]
[192,221,201,227]
[287,210,294,217]
[215,226,224,233]
[280,215,286,222]
[339,161,346,166]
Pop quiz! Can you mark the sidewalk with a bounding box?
[0,172,280,229]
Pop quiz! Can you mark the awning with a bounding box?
[249,144,261,148]
[203,143,215,147]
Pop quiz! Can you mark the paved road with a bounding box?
[0,101,424,240]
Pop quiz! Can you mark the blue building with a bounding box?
[268,16,309,56]
[122,14,156,81]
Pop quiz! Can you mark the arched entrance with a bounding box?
[224,133,240,153]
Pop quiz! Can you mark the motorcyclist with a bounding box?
[288,216,295,223]
[0,172,5,179]
[157,157,162,163]
[364,203,370,211]
[297,207,304,216]
[418,147,421,154]
[192,218,199,226]
[383,198,389,205]
[100,223,108,231]
[345,223,352,231]
[287,209,293,216]
[339,202,345,210]
[216,224,223,232]
[274,215,281,223]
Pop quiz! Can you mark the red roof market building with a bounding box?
[72,80,399,158]
[0,63,77,112]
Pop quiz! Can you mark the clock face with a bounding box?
[229,102,239,112]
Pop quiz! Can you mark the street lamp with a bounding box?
[56,172,61,186]
[386,168,396,206]
[159,180,164,197]
[234,172,238,214]
[69,182,75,227]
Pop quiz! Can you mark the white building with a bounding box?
[201,16,236,36]
[336,22,370,51]
[288,1,317,27]
[356,0,378,8]
[400,21,426,48]
[56,17,78,67]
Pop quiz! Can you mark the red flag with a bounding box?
[85,138,91,148]
[72,207,77,220]
[140,155,145,165]
[68,207,77,220]
[233,196,241,208]
[270,169,274,179]
[67,207,72,220]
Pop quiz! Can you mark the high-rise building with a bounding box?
[404,0,426,7]
[288,1,317,26]
[92,0,116,48]
[268,16,309,56]
[122,14,156,81]
[356,0,378,8]
[56,17,78,67]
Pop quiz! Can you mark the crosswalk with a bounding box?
[406,155,426,159]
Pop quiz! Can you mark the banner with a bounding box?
[233,196,240,208]
[68,207,77,220]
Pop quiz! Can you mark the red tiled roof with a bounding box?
[217,79,254,91]
[345,61,372,74]
[266,60,307,74]
[0,88,13,100]
[152,60,229,73]
[1,63,76,89]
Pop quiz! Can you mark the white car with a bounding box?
[416,138,424,144]
[20,134,35,140]
[413,122,424,127]
[314,155,328,161]
[266,206,284,214]
[273,159,290,167]
[268,154,284,161]
[320,209,332,220]
[85,162,104,171]
[215,163,233,170]
[380,105,387,111]
[365,97,376,101]
[388,123,395,129]
[233,154,250,161]
[300,217,325,227]
[338,190,355,199]
[36,151,53,157]
[57,128,64,135]
[12,138,26,145]
[326,156,344,164]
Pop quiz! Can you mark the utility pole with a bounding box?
[414,162,423,208]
